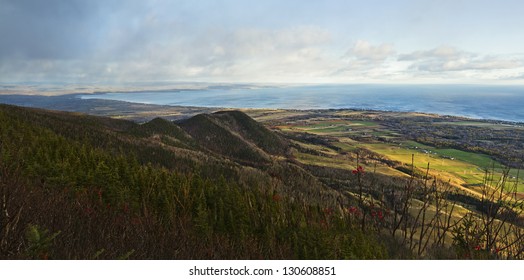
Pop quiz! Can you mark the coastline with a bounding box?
[76,84,524,123]
[2,82,524,123]
[1,92,523,126]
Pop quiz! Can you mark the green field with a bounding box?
[291,120,378,134]
[402,140,498,168]
[362,142,524,192]
[437,121,524,130]
[282,118,524,193]
[294,151,407,177]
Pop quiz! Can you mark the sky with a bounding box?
[1,0,524,84]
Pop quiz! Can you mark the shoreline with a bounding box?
[76,84,524,124]
[1,92,523,126]
[76,93,524,125]
[2,82,524,124]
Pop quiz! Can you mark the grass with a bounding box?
[261,110,524,258]
[293,151,408,177]
[402,140,497,168]
[291,140,339,156]
[332,141,358,152]
[292,120,378,131]
[437,121,524,130]
[270,114,524,193]
[285,120,386,139]
[363,142,524,192]
[294,152,352,169]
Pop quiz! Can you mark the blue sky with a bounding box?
[1,0,523,84]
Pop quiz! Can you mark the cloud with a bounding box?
[501,72,524,80]
[172,26,335,81]
[399,46,522,72]
[345,40,395,62]
[0,0,110,60]
[184,26,332,65]
[0,0,341,83]
[398,46,467,61]
[0,0,523,84]
[329,40,398,80]
[331,44,524,82]
[0,23,337,83]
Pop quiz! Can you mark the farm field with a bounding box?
[259,111,524,194]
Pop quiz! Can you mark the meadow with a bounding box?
[266,111,524,195]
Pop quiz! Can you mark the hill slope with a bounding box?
[178,112,273,165]
[211,110,289,155]
[1,103,521,259]
[2,104,388,259]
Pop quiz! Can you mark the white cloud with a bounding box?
[167,26,336,81]
[398,46,467,61]
[345,40,395,62]
[1,13,523,85]
[0,25,338,83]
[399,46,522,72]
[329,40,398,81]
[2,1,524,84]
[500,72,524,80]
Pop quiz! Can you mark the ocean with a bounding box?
[80,84,524,123]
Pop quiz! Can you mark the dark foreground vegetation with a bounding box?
[1,104,523,259]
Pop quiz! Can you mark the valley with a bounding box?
[247,109,524,195]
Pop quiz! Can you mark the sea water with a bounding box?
[80,84,524,123]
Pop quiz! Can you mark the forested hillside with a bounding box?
[1,104,522,259]
[0,104,386,259]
